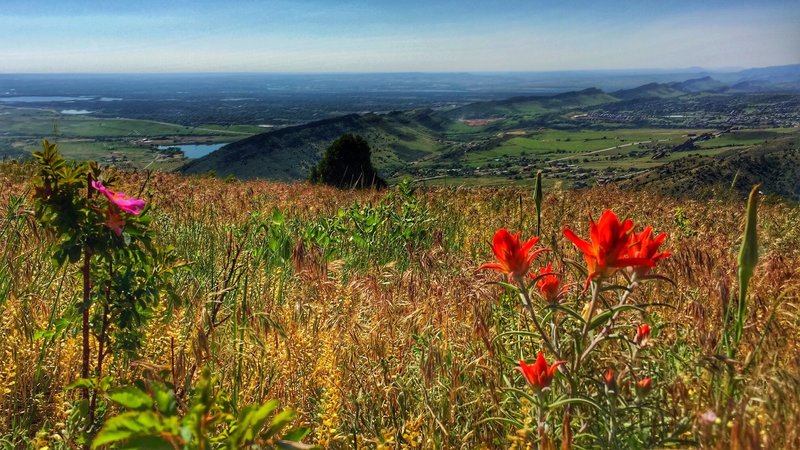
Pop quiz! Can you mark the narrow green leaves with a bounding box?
[533,170,543,236]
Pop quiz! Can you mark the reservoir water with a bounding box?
[157,143,228,159]
[0,96,94,102]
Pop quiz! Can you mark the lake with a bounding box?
[0,96,94,102]
[157,143,228,159]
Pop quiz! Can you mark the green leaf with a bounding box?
[150,382,178,416]
[282,427,311,442]
[277,440,318,450]
[107,386,154,410]
[116,436,175,450]
[92,411,163,448]
[228,400,280,447]
[66,378,96,391]
[265,409,297,439]
[588,305,644,331]
[486,281,520,292]
[533,170,543,236]
[548,396,602,411]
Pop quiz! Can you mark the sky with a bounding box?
[1,0,799,73]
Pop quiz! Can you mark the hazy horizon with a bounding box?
[0,66,790,76]
[1,0,799,73]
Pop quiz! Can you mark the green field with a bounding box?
[0,105,258,168]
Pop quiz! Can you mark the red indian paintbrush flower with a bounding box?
[627,226,671,277]
[518,351,564,392]
[531,263,573,303]
[91,180,146,215]
[634,324,652,346]
[478,228,548,281]
[563,210,655,288]
[636,377,653,397]
[603,368,616,389]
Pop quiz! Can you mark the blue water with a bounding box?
[0,96,94,102]
[157,143,228,159]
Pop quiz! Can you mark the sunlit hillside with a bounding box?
[0,160,798,449]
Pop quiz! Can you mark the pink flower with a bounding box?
[91,180,146,215]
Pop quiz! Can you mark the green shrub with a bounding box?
[309,133,386,189]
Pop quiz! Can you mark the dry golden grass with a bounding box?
[0,164,799,448]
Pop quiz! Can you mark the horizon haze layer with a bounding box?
[1,0,798,73]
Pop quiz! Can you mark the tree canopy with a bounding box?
[309,133,386,189]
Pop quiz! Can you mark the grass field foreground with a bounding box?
[0,156,799,448]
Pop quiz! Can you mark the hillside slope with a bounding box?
[441,88,618,119]
[180,78,799,184]
[180,112,446,180]
[624,132,800,199]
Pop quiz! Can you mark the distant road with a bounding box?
[546,141,653,163]
[114,117,254,135]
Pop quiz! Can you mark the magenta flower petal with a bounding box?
[91,180,146,215]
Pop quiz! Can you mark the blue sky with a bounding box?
[1,0,798,73]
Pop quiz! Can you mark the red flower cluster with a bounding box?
[477,228,548,282]
[563,210,670,288]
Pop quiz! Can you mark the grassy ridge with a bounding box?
[626,133,800,199]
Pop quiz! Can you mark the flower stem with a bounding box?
[536,393,546,445]
[579,280,638,364]
[517,278,561,362]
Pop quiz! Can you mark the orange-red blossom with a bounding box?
[636,377,653,397]
[563,210,658,288]
[603,368,617,390]
[518,351,565,392]
[478,228,548,282]
[627,226,671,277]
[531,263,573,303]
[634,324,652,346]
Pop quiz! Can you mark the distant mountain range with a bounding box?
[180,65,800,197]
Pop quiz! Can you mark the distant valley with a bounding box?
[2,66,799,198]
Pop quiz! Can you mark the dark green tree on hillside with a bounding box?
[309,133,387,189]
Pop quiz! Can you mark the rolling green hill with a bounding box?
[180,112,445,180]
[180,88,623,180]
[623,132,800,199]
[670,76,728,93]
[440,88,617,120]
[612,83,686,100]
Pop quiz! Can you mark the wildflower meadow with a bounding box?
[1,142,799,449]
